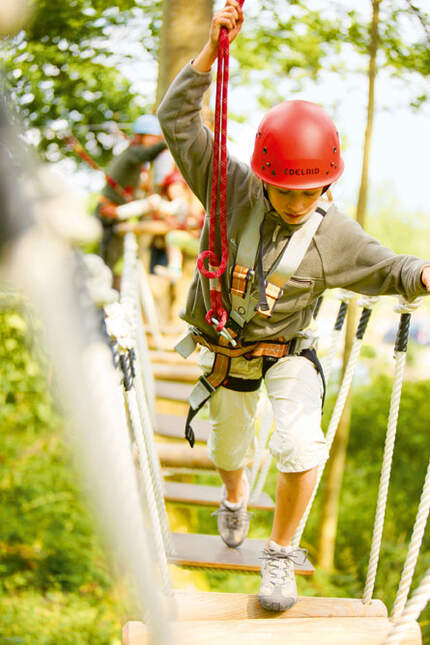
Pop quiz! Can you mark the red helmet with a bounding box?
[250,100,344,189]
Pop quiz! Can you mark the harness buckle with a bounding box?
[210,317,238,347]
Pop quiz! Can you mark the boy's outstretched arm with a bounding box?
[192,0,244,73]
[421,265,430,292]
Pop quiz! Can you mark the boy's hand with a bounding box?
[210,0,244,48]
[421,266,430,292]
[192,0,244,72]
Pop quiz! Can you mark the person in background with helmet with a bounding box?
[95,114,166,281]
[157,0,430,612]
[153,169,204,281]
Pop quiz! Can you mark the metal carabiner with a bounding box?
[210,317,237,347]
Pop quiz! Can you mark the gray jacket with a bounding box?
[157,62,428,343]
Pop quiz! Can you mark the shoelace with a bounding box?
[212,505,254,529]
[260,547,308,585]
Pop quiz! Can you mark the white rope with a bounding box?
[391,459,430,619]
[384,568,430,645]
[363,296,423,603]
[292,295,378,547]
[362,350,407,603]
[249,393,273,493]
[137,261,164,350]
[132,353,174,555]
[252,450,273,500]
[8,228,172,643]
[124,385,173,596]
[116,241,174,556]
[122,234,157,424]
[322,289,354,384]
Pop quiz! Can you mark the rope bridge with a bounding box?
[0,33,428,645]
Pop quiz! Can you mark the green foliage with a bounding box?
[0,0,162,164]
[232,0,429,109]
[232,0,344,106]
[0,305,122,643]
[2,304,429,640]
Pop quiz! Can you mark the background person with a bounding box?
[95,114,166,282]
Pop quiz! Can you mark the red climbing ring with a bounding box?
[197,250,227,280]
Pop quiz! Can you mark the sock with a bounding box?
[223,474,249,510]
[223,498,243,511]
[268,540,294,553]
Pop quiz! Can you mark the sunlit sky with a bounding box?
[63,0,430,216]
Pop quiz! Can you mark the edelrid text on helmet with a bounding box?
[250,100,344,189]
[132,114,161,136]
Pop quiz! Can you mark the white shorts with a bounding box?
[198,347,328,474]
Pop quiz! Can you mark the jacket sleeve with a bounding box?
[157,61,252,209]
[127,141,167,164]
[320,209,429,301]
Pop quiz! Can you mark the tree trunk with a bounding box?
[156,0,214,107]
[316,0,380,571]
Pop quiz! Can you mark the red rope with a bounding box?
[66,136,132,203]
[197,6,244,333]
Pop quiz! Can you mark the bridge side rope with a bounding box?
[6,242,172,640]
[120,233,173,552]
[124,239,157,425]
[322,289,354,384]
[384,567,430,645]
[137,260,164,351]
[292,295,379,547]
[391,458,430,619]
[104,303,173,599]
[106,238,173,554]
[363,296,424,603]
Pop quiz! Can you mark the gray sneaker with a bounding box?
[258,541,307,612]
[213,475,251,548]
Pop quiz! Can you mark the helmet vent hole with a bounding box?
[272,171,276,176]
[333,147,337,153]
[263,147,267,153]
[258,132,262,137]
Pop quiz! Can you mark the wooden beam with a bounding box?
[152,363,201,383]
[155,380,193,402]
[163,481,275,511]
[123,617,421,645]
[155,413,209,442]
[169,533,314,574]
[150,350,199,366]
[173,590,388,620]
[156,442,215,470]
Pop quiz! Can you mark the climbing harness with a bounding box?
[180,201,331,446]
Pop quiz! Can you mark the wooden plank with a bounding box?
[163,481,275,511]
[169,533,314,575]
[150,350,199,366]
[157,442,216,470]
[152,363,201,383]
[123,618,421,645]
[155,413,209,442]
[173,590,387,620]
[155,380,193,402]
